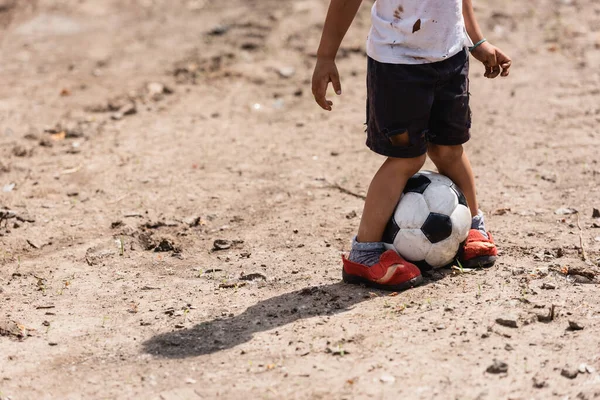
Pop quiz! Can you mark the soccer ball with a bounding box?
[382,171,471,269]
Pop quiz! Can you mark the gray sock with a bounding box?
[348,236,386,267]
[471,210,489,239]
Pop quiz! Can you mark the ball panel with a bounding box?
[395,229,432,262]
[403,174,431,194]
[419,170,453,186]
[450,204,471,243]
[422,184,459,215]
[394,193,430,229]
[421,212,452,244]
[425,238,461,268]
[381,215,400,244]
[450,183,468,207]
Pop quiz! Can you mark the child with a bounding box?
[312,0,511,291]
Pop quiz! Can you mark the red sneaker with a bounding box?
[342,250,423,292]
[461,229,498,268]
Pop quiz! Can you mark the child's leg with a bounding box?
[427,143,477,216]
[357,155,427,243]
[343,155,425,291]
[427,142,497,267]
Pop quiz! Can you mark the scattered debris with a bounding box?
[208,24,229,36]
[541,282,556,290]
[561,366,579,379]
[239,272,267,281]
[325,346,348,356]
[493,208,511,216]
[27,239,44,249]
[276,66,295,79]
[141,286,161,291]
[532,375,548,388]
[111,103,137,120]
[154,238,179,253]
[219,281,247,289]
[0,320,33,341]
[486,360,508,374]
[496,315,518,328]
[213,239,232,251]
[12,145,29,157]
[537,305,555,323]
[345,210,358,219]
[567,320,584,331]
[138,233,156,251]
[555,207,577,215]
[323,180,366,200]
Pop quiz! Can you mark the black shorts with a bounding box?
[366,48,471,158]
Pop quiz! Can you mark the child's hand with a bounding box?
[471,42,512,78]
[312,57,342,111]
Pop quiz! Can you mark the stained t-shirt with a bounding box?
[366,0,472,64]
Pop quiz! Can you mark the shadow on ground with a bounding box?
[142,282,373,358]
[142,271,446,358]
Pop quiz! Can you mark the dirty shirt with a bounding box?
[366,0,472,64]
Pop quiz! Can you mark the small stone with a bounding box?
[486,360,508,374]
[48,342,58,346]
[212,239,232,251]
[277,66,296,78]
[496,315,518,328]
[12,145,28,157]
[26,239,43,249]
[578,364,588,374]
[586,365,596,374]
[568,320,584,331]
[185,377,197,384]
[208,24,229,36]
[379,374,395,383]
[532,375,548,388]
[541,282,556,290]
[592,208,600,219]
[561,366,579,379]
[555,207,577,215]
[154,238,177,253]
[504,343,514,351]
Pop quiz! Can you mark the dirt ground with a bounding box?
[1,0,600,399]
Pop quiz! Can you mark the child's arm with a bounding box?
[312,0,363,111]
[463,0,512,78]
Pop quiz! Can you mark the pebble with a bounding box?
[568,320,584,331]
[486,360,508,374]
[532,375,548,388]
[541,282,556,290]
[496,315,519,328]
[561,366,579,379]
[379,374,396,383]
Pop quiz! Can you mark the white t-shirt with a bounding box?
[366,0,472,64]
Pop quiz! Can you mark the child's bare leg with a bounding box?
[357,155,426,242]
[427,143,478,216]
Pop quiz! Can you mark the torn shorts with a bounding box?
[366,47,471,158]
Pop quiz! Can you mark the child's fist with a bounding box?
[312,57,342,111]
[471,42,512,78]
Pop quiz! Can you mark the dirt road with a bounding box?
[1,0,600,398]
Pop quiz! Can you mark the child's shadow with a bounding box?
[142,282,373,358]
[142,271,446,359]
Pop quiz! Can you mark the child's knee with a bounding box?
[427,143,463,163]
[386,154,426,176]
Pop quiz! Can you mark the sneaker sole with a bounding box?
[342,269,424,292]
[461,256,497,269]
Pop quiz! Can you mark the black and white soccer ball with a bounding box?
[382,171,471,269]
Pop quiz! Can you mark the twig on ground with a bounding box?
[325,181,366,200]
[576,212,588,262]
